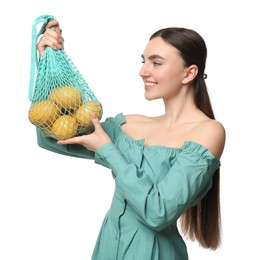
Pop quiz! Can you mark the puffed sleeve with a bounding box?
[95,141,221,231]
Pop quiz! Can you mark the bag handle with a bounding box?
[28,14,56,101]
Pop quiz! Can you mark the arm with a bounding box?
[95,141,220,231]
[58,115,221,230]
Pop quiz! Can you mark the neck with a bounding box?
[162,86,199,126]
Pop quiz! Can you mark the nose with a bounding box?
[139,63,150,78]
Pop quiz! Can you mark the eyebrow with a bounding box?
[141,54,167,61]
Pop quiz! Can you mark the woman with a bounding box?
[36,20,226,260]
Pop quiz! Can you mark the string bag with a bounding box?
[28,14,103,140]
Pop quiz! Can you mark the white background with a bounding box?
[0,0,257,259]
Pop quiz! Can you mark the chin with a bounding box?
[144,94,159,101]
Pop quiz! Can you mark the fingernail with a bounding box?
[92,112,97,119]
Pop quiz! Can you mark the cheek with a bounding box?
[162,68,182,86]
[161,71,184,96]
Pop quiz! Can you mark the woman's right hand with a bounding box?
[37,20,64,57]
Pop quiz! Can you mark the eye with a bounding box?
[141,59,145,64]
[153,61,161,66]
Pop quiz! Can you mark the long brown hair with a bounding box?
[150,28,221,249]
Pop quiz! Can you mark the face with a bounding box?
[139,37,187,101]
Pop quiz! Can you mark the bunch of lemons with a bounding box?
[28,86,102,140]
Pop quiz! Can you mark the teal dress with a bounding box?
[36,113,221,260]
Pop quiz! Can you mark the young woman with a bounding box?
[36,20,226,260]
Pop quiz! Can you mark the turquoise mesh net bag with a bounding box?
[28,14,103,140]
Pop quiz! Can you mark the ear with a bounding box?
[182,65,198,84]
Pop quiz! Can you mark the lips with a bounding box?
[145,81,157,86]
[144,82,157,89]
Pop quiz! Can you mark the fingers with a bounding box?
[56,114,100,145]
[46,20,59,31]
[91,113,101,129]
[57,114,111,151]
[57,135,84,145]
[45,20,57,29]
[37,20,64,57]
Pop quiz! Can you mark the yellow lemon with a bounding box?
[49,86,82,111]
[28,100,61,127]
[75,101,103,128]
[52,115,78,140]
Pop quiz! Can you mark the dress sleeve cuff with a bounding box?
[95,143,128,176]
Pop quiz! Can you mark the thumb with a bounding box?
[91,113,101,130]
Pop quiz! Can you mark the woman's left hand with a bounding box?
[57,113,111,152]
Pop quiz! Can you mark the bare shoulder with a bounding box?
[122,113,152,130]
[124,114,151,123]
[123,114,226,159]
[122,114,154,139]
[191,119,226,159]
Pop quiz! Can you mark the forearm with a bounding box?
[95,142,220,231]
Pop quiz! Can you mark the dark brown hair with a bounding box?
[150,28,221,249]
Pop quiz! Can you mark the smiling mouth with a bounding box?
[145,82,157,88]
